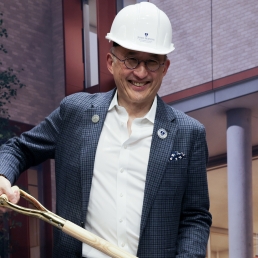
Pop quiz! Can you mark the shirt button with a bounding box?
[119,219,123,222]
[120,193,123,197]
[120,168,124,173]
[124,145,127,149]
[121,243,125,247]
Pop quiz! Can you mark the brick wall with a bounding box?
[150,0,212,96]
[150,0,258,97]
[52,0,66,107]
[0,0,65,126]
[212,0,258,80]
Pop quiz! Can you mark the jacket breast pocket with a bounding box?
[155,159,188,200]
[167,158,188,169]
[164,159,188,183]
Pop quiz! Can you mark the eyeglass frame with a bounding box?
[110,48,166,72]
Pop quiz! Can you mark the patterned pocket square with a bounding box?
[169,151,186,161]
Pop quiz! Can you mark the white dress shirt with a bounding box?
[82,91,157,257]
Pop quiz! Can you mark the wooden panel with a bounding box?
[63,0,116,95]
[63,0,84,95]
[96,0,116,93]
[42,160,53,258]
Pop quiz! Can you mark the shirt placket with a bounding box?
[116,108,129,250]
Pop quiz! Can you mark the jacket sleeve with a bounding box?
[0,104,63,184]
[176,125,212,257]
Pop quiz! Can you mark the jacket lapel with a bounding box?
[80,90,115,220]
[139,96,178,237]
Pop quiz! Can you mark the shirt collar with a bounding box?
[108,90,119,111]
[108,90,157,124]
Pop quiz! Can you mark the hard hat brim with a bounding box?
[106,35,175,55]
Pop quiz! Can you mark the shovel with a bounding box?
[0,186,137,258]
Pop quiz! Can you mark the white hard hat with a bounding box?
[106,2,175,55]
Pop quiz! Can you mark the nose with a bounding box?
[133,61,148,78]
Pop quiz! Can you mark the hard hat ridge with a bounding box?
[106,2,175,55]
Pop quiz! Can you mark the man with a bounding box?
[0,2,211,258]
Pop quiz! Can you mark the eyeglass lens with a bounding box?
[125,58,160,71]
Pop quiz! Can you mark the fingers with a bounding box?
[10,185,21,204]
[0,178,20,213]
[0,176,20,204]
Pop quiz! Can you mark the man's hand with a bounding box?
[0,176,20,212]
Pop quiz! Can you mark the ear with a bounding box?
[162,59,170,76]
[106,53,114,75]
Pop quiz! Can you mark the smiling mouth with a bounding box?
[130,81,149,87]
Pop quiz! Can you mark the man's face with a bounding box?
[107,46,170,109]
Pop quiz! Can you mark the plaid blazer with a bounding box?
[0,89,211,258]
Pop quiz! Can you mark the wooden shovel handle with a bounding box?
[0,187,138,258]
[63,221,137,258]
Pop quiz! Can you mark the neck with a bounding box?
[117,99,154,136]
[118,99,153,119]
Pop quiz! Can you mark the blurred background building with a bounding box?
[0,0,257,257]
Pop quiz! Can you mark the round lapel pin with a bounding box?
[92,114,100,123]
[157,128,167,139]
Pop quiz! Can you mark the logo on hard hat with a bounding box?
[137,34,155,44]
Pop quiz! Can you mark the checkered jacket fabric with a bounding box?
[0,89,212,258]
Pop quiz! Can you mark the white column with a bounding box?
[227,108,253,258]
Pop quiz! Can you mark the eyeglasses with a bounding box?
[110,49,165,72]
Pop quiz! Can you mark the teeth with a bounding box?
[132,81,145,87]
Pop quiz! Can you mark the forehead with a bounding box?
[117,46,164,60]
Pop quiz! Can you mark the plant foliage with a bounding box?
[0,12,25,143]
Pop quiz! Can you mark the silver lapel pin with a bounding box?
[157,128,167,139]
[92,114,100,123]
